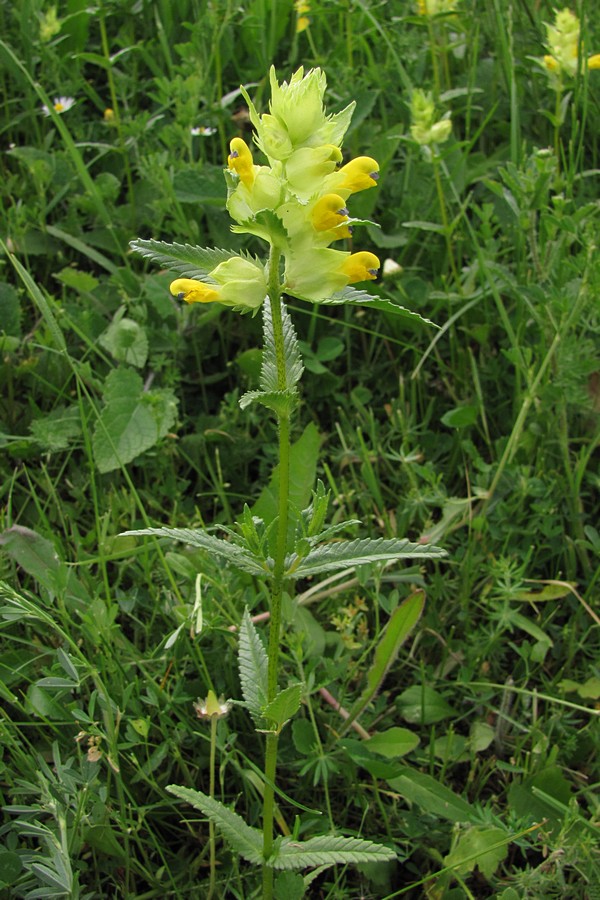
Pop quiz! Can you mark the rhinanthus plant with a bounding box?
[541,8,600,84]
[128,67,444,898]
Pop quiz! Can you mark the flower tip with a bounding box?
[170,278,219,305]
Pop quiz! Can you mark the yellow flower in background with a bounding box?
[417,0,458,15]
[542,8,600,81]
[410,89,452,146]
[295,0,310,32]
[40,5,61,41]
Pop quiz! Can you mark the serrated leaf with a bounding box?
[167,786,263,864]
[263,682,303,729]
[239,608,268,721]
[119,527,268,576]
[320,286,438,327]
[270,834,396,870]
[92,368,177,473]
[239,389,297,416]
[130,239,248,279]
[287,537,446,578]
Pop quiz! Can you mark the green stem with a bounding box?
[432,154,461,289]
[208,715,217,900]
[262,248,291,900]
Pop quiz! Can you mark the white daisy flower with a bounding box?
[191,125,217,136]
[41,96,75,117]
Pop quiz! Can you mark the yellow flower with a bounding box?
[228,137,255,187]
[410,89,452,146]
[170,258,268,311]
[418,0,458,15]
[541,10,600,82]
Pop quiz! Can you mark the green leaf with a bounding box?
[366,727,420,759]
[396,685,457,724]
[239,389,298,416]
[252,423,321,529]
[289,283,438,327]
[287,537,446,578]
[402,220,447,233]
[172,165,226,206]
[0,849,22,885]
[263,682,303,730]
[441,405,478,428]
[274,871,305,900]
[166,786,263,864]
[92,368,178,473]
[387,768,477,823]
[343,592,425,730]
[130,239,249,279]
[0,526,88,606]
[444,826,508,880]
[54,266,99,294]
[29,405,82,451]
[99,315,149,368]
[239,608,268,722]
[270,833,396,870]
[0,282,22,336]
[119,527,268,576]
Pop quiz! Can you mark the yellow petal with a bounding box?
[170,278,220,304]
[335,156,380,193]
[588,54,600,70]
[340,251,380,283]
[311,194,350,232]
[228,138,255,187]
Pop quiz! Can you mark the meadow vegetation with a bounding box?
[0,0,599,897]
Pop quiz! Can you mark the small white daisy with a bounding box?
[191,125,217,136]
[41,96,75,117]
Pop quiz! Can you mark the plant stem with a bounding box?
[208,714,217,900]
[262,248,290,899]
[432,154,461,289]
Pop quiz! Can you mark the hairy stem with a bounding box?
[262,248,290,899]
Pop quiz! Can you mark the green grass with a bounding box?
[1,0,599,897]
